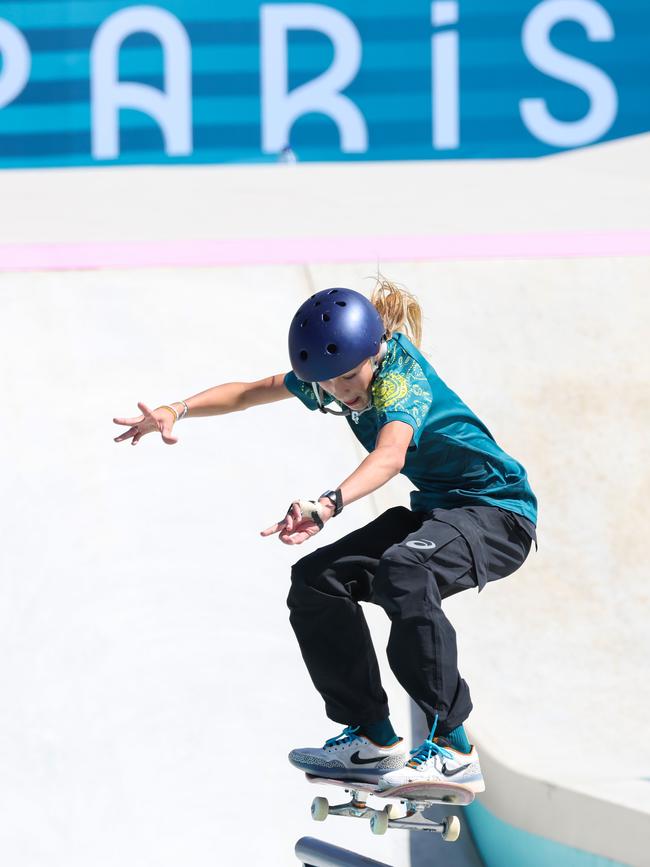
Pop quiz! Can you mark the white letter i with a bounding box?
[431,1,460,150]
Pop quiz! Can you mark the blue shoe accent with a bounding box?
[408,714,454,768]
[324,725,362,748]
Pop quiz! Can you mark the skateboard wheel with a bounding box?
[387,803,401,820]
[442,815,461,842]
[311,797,329,822]
[370,807,390,835]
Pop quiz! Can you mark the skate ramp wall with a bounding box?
[0,265,414,866]
[0,133,648,866]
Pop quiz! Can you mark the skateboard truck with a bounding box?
[307,777,466,839]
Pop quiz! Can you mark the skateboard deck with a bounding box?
[305,772,474,838]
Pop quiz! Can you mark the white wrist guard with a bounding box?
[292,499,328,531]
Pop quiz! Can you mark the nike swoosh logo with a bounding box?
[350,751,384,765]
[440,761,473,777]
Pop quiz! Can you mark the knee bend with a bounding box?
[287,557,311,608]
[288,553,356,610]
[287,553,328,609]
[373,544,406,605]
[374,545,433,617]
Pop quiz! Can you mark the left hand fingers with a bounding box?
[279,504,323,544]
[260,502,301,538]
[279,522,321,545]
[286,501,300,532]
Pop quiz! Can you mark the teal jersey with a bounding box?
[284,332,537,525]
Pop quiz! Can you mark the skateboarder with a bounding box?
[113,281,537,794]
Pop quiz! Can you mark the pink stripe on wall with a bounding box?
[0,230,648,271]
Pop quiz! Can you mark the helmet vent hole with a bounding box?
[335,301,346,307]
[314,301,321,306]
[310,294,316,299]
[322,313,330,322]
[299,350,308,361]
[326,343,338,355]
[328,289,338,294]
[300,319,308,328]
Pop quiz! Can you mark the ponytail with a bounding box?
[370,275,423,349]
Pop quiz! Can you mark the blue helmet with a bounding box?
[288,288,386,382]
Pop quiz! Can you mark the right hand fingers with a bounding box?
[159,425,178,445]
[112,413,145,427]
[113,401,178,446]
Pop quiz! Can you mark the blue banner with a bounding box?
[0,0,647,168]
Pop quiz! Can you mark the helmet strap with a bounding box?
[370,339,388,376]
[311,382,326,413]
[311,383,348,416]
[311,337,387,416]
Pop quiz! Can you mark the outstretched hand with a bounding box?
[260,501,331,545]
[113,401,178,446]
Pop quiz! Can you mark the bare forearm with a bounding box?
[169,382,246,418]
[325,449,403,511]
[168,372,291,419]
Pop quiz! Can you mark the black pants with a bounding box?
[287,505,537,736]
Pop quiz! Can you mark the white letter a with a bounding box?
[91,5,192,160]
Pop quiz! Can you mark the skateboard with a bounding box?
[305,773,474,839]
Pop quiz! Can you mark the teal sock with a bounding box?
[357,718,399,747]
[445,724,472,754]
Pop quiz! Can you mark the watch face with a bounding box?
[319,491,341,515]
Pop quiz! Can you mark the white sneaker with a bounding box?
[288,725,408,783]
[378,733,485,793]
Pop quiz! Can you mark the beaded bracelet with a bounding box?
[159,405,179,421]
[159,400,190,422]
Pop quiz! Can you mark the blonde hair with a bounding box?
[369,275,423,349]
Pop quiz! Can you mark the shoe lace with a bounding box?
[407,714,454,768]
[323,725,363,749]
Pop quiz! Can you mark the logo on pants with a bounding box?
[404,539,436,550]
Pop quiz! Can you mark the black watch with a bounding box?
[319,488,343,517]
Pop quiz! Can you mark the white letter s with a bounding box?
[520,0,617,147]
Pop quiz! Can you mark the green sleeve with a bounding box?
[372,348,433,449]
[284,371,335,411]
